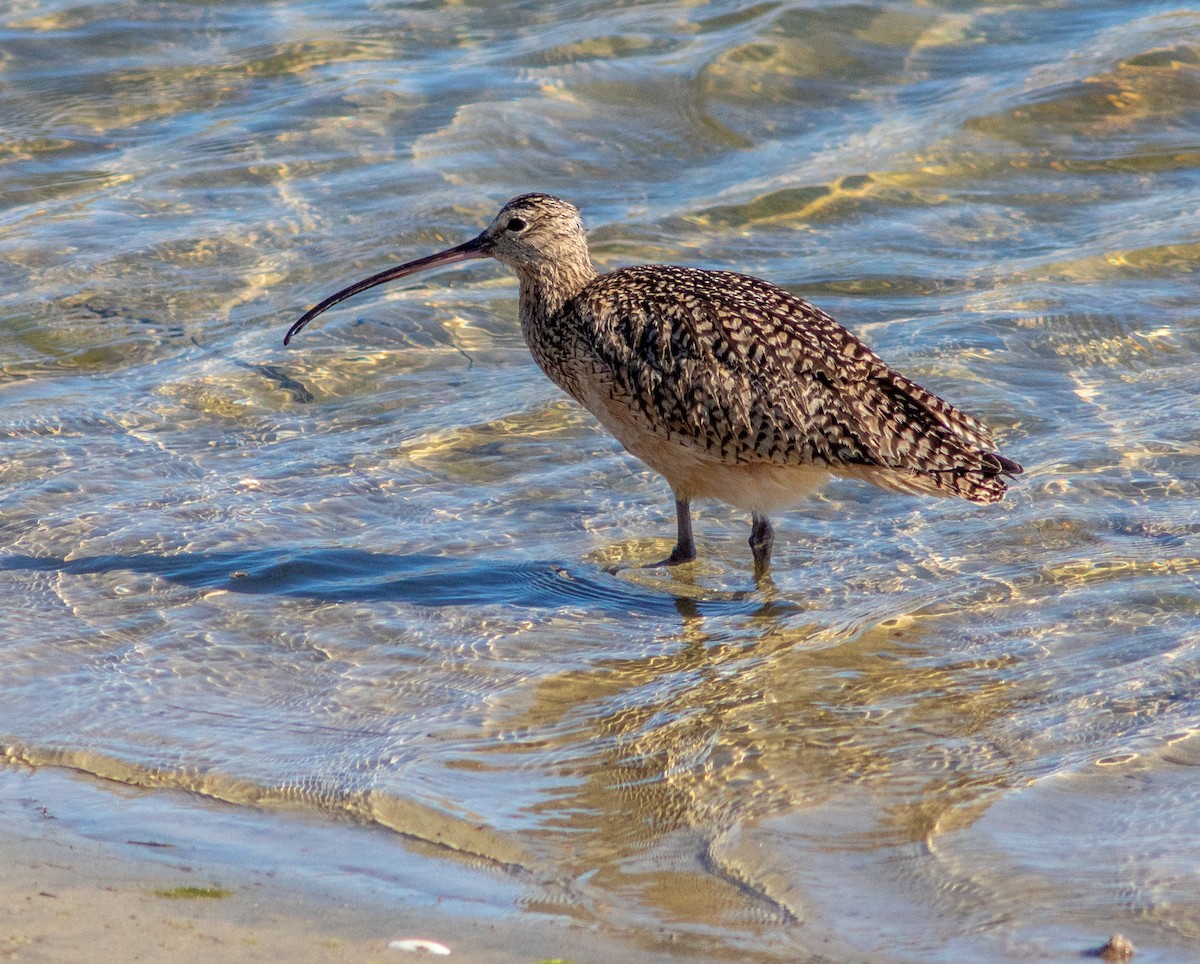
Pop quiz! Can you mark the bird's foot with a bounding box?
[645,543,697,569]
[752,560,774,588]
[750,514,774,583]
[604,543,694,576]
[608,499,697,575]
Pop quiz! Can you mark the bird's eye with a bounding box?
[505,217,527,233]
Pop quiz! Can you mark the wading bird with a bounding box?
[286,194,1021,578]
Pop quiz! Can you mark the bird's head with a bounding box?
[480,193,587,271]
[283,193,589,345]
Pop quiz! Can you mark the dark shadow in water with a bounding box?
[0,549,784,619]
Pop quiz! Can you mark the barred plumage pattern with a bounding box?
[568,264,1016,505]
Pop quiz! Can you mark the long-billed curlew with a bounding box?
[285,193,1021,577]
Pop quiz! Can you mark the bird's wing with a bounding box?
[575,266,1017,501]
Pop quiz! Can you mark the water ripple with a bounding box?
[3,0,1200,958]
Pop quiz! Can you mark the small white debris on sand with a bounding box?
[389,938,451,955]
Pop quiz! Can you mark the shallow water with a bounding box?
[2,0,1199,959]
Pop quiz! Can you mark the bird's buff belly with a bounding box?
[581,388,832,513]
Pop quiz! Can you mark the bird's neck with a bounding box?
[515,254,597,327]
[515,253,597,401]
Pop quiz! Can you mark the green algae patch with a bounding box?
[153,885,234,900]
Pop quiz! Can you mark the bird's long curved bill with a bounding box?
[284,232,491,345]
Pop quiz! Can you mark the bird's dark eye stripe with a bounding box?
[506,217,527,232]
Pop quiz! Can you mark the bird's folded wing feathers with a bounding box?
[577,265,1018,501]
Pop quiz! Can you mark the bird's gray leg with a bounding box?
[646,497,696,568]
[668,497,697,564]
[750,513,774,577]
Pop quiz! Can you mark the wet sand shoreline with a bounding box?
[0,764,710,964]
